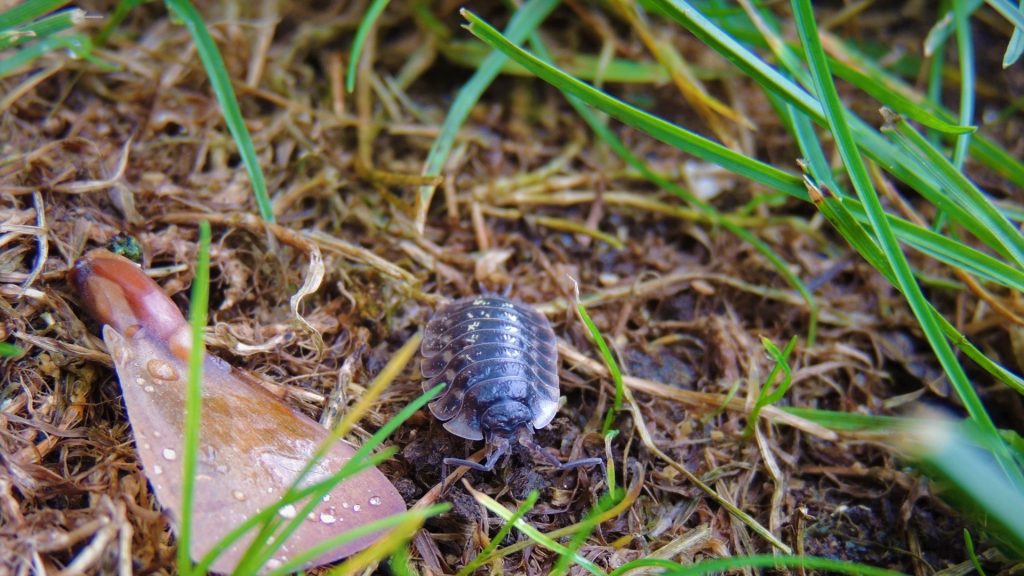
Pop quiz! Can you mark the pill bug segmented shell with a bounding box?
[420,295,561,442]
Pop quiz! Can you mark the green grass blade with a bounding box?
[265,504,450,576]
[0,8,81,50]
[986,0,1024,28]
[883,111,1024,268]
[346,0,390,93]
[792,0,1023,490]
[910,420,1024,557]
[441,41,673,83]
[744,336,796,437]
[780,406,908,432]
[784,92,1024,394]
[0,0,70,30]
[95,0,146,47]
[469,486,607,576]
[550,488,625,576]
[658,554,908,576]
[925,0,982,55]
[163,0,275,223]
[824,31,1024,188]
[454,491,538,576]
[528,37,818,344]
[952,0,976,168]
[0,33,90,78]
[825,58,973,135]
[415,0,561,232]
[1004,0,1024,66]
[460,10,807,199]
[178,220,211,575]
[571,279,623,437]
[0,342,24,357]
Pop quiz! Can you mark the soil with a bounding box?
[1,1,1022,575]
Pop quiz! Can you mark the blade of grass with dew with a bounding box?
[265,504,450,576]
[466,484,607,576]
[460,10,806,199]
[743,336,795,438]
[454,490,539,576]
[528,34,819,344]
[414,0,560,233]
[570,277,623,438]
[198,382,443,573]
[882,110,1024,268]
[346,0,390,93]
[233,334,428,572]
[195,447,398,573]
[0,0,70,30]
[178,220,211,575]
[163,0,274,223]
[791,0,1023,489]
[0,33,93,79]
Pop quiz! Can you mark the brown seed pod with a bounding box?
[69,249,405,573]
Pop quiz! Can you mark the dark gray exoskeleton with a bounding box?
[421,295,603,475]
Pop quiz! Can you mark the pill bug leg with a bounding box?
[519,432,606,474]
[439,435,512,491]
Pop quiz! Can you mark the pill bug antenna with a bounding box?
[475,281,514,298]
[517,427,605,473]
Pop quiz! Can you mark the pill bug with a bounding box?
[421,294,602,473]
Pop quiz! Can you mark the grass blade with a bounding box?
[178,220,211,575]
[0,0,70,30]
[952,0,976,168]
[163,0,275,223]
[1004,0,1024,66]
[454,491,539,576]
[346,0,390,93]
[882,110,1024,268]
[460,10,807,199]
[791,0,1023,490]
[415,0,561,232]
